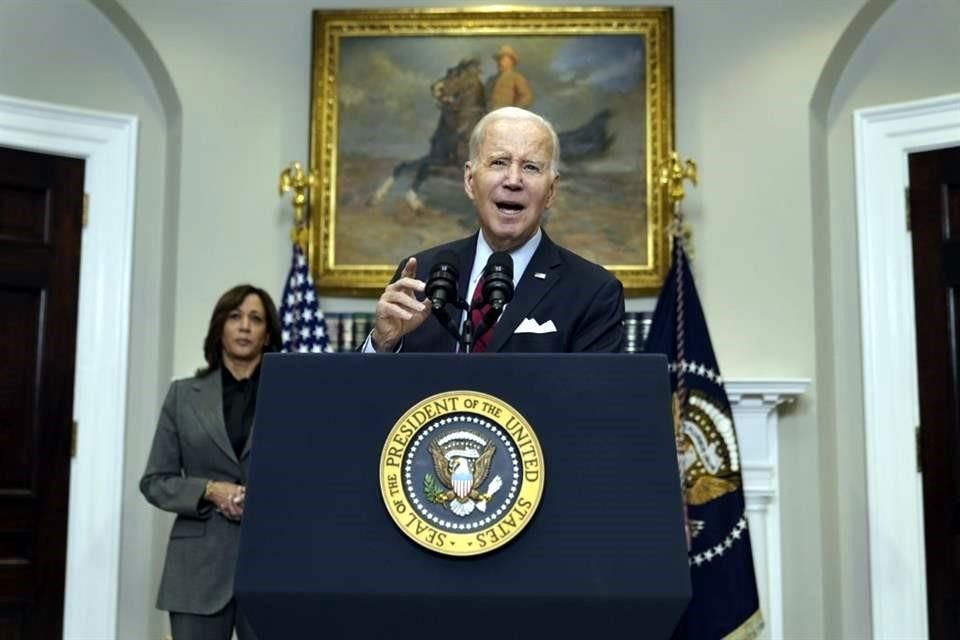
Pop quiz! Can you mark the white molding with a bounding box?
[854,92,960,640]
[727,379,810,401]
[727,378,809,640]
[0,94,136,640]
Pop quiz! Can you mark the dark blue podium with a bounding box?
[236,353,689,638]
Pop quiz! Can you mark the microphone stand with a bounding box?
[431,297,471,351]
[431,298,503,353]
[462,315,474,353]
[469,305,503,351]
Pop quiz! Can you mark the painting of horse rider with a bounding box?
[310,8,673,295]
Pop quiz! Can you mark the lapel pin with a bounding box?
[533,272,546,279]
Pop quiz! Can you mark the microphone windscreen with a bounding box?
[482,251,514,311]
[425,250,461,310]
[486,251,513,276]
[434,250,461,275]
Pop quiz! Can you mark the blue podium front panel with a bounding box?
[236,353,689,638]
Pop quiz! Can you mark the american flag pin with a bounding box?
[533,272,546,279]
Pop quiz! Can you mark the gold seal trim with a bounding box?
[379,390,545,556]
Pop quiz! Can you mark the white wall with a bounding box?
[0,2,174,638]
[821,1,960,638]
[3,0,958,637]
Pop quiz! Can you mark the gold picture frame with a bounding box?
[309,6,674,295]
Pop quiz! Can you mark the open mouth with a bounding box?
[496,201,525,214]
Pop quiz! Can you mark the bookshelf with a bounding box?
[321,310,654,353]
[323,311,375,352]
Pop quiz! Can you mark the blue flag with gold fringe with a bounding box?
[644,240,763,640]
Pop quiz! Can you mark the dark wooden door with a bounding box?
[0,146,83,639]
[909,145,960,640]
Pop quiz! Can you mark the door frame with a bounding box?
[854,92,960,639]
[0,94,136,640]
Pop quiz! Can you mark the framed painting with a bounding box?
[309,7,674,295]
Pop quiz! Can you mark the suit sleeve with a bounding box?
[139,381,212,518]
[570,275,625,352]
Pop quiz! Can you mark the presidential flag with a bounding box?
[279,243,332,353]
[644,238,763,640]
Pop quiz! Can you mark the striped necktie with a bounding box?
[469,278,494,352]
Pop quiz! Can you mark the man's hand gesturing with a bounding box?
[371,257,431,352]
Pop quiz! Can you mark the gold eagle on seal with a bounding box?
[426,431,502,517]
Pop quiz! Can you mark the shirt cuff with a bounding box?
[362,332,402,353]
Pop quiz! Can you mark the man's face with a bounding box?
[463,117,557,253]
[497,55,515,72]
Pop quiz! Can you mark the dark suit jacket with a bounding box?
[398,230,624,352]
[140,371,251,614]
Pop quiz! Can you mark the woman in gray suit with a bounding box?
[141,284,282,640]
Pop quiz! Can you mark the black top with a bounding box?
[221,364,261,457]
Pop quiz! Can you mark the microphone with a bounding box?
[424,250,460,310]
[481,251,514,311]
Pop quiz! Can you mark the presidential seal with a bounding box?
[379,391,544,556]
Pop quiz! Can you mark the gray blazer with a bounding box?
[140,371,252,614]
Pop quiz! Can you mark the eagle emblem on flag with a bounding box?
[676,388,740,508]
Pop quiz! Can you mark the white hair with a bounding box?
[468,107,561,177]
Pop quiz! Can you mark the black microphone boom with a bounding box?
[482,251,514,311]
[425,250,460,310]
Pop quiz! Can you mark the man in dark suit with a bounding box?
[369,106,624,353]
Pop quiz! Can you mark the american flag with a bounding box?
[279,243,332,353]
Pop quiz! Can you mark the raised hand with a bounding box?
[371,257,431,352]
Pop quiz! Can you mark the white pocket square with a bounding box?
[515,318,557,334]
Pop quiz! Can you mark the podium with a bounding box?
[236,353,690,638]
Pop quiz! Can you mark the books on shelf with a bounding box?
[623,311,654,353]
[324,310,652,353]
[324,311,376,352]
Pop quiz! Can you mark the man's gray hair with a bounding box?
[468,107,561,177]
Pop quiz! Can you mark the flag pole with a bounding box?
[657,151,699,551]
[277,162,332,354]
[278,161,318,252]
[657,151,698,407]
